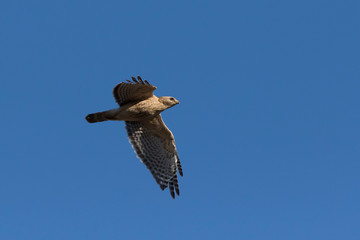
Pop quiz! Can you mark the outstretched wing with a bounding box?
[125,115,183,198]
[113,76,157,106]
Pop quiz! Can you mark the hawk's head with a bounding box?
[159,96,180,108]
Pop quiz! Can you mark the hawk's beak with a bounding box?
[176,100,180,104]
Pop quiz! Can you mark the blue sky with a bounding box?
[1,0,359,239]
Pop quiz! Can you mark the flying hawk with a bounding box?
[85,76,183,198]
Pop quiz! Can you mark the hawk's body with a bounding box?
[86,76,182,198]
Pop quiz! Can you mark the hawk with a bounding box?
[85,76,183,198]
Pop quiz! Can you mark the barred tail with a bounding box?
[85,111,108,123]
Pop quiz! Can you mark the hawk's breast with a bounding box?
[121,99,164,121]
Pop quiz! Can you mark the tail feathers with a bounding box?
[85,112,108,123]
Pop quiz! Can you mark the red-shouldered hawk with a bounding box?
[86,76,183,199]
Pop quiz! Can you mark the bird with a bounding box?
[85,76,183,198]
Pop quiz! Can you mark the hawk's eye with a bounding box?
[170,97,175,101]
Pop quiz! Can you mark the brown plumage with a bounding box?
[85,76,182,199]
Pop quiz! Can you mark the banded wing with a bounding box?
[125,115,183,198]
[113,76,157,106]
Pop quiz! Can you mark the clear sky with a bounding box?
[1,0,359,239]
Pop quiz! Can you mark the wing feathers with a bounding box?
[125,115,182,198]
[175,152,183,177]
[137,76,145,84]
[131,76,139,83]
[113,76,156,106]
[169,181,175,199]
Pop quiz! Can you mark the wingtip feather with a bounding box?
[175,182,180,196]
[169,182,175,199]
[137,76,145,84]
[131,76,139,83]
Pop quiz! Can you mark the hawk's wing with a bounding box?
[125,115,183,198]
[113,76,157,106]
